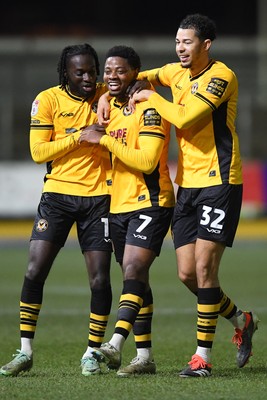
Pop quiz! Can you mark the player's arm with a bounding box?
[132,86,226,129]
[30,128,80,164]
[137,68,162,87]
[140,91,213,129]
[100,133,164,174]
[97,92,112,126]
[133,70,234,129]
[79,124,165,174]
[30,91,81,163]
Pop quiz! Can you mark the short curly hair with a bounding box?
[105,45,141,70]
[179,13,217,42]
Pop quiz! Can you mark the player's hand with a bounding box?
[131,89,155,102]
[79,124,106,144]
[128,89,155,113]
[126,79,151,97]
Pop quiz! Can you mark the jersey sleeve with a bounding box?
[30,130,80,164]
[100,133,165,174]
[30,91,80,164]
[137,68,162,87]
[138,64,175,87]
[147,68,237,129]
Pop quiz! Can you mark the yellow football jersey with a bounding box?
[138,60,243,188]
[30,83,112,196]
[99,98,175,213]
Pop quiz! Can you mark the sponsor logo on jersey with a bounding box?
[65,128,78,134]
[60,112,74,117]
[109,127,127,144]
[36,219,48,232]
[133,234,147,240]
[206,78,228,98]
[209,170,216,177]
[206,228,221,234]
[138,194,146,201]
[144,108,161,126]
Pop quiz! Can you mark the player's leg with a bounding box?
[81,250,112,376]
[77,195,113,376]
[0,193,75,377]
[100,244,154,370]
[173,185,259,374]
[177,239,223,377]
[0,240,61,376]
[177,248,251,330]
[117,207,173,377]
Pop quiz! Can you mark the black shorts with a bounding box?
[172,184,243,249]
[109,206,174,264]
[31,192,112,252]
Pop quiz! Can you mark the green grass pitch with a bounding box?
[0,239,266,399]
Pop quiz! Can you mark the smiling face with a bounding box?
[175,28,211,76]
[103,56,139,102]
[65,53,97,99]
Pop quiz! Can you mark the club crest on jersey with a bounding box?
[36,219,48,232]
[123,105,132,116]
[191,82,198,94]
[31,100,40,116]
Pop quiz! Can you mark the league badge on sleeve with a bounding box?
[144,108,161,126]
[206,78,228,98]
[31,100,40,116]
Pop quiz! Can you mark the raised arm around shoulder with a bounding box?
[145,92,216,129]
[97,92,112,125]
[137,68,162,86]
[126,79,152,97]
[128,89,155,113]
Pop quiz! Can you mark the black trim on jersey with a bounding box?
[190,60,215,81]
[65,87,85,102]
[195,93,217,111]
[212,102,233,184]
[44,161,52,182]
[143,164,161,206]
[114,99,128,109]
[30,124,54,130]
[139,131,165,140]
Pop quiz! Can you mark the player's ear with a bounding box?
[203,39,212,51]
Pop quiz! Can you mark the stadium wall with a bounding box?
[0,161,267,219]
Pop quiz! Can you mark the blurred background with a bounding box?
[0,4,265,382]
[0,0,266,220]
